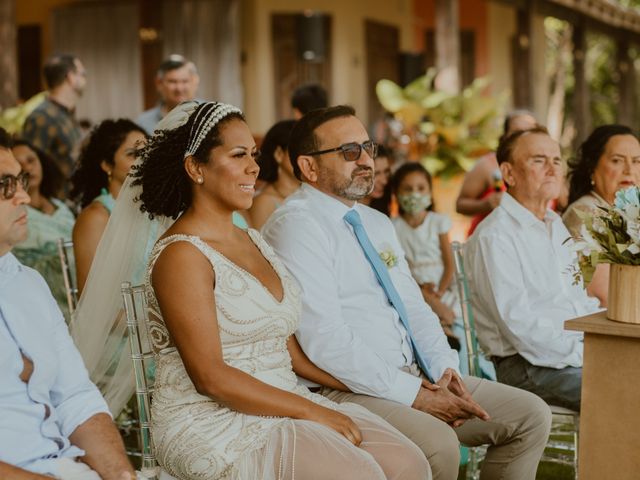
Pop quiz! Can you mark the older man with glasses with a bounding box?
[0,127,135,480]
[262,105,552,480]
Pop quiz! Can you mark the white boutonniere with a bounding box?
[378,244,398,269]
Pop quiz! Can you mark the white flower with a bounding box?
[627,243,640,255]
[378,244,398,269]
[625,218,640,244]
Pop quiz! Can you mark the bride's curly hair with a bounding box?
[133,105,244,219]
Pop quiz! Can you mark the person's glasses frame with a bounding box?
[0,171,30,200]
[305,140,378,162]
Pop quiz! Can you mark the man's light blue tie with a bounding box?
[344,209,433,382]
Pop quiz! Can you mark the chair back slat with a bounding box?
[121,281,159,479]
[452,241,481,377]
[57,238,78,314]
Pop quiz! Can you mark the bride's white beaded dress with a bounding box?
[144,230,427,480]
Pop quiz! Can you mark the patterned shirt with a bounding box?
[22,98,82,177]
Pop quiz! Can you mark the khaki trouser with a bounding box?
[321,375,551,480]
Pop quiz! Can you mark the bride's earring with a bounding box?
[196,177,204,184]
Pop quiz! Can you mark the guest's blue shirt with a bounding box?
[136,105,163,135]
[0,252,110,476]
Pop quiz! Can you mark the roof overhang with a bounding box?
[493,0,640,36]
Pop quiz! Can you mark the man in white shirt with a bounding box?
[0,128,135,480]
[262,106,551,480]
[465,126,602,412]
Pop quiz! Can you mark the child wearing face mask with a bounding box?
[390,163,460,350]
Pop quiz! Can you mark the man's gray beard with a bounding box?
[318,163,374,201]
[337,175,374,200]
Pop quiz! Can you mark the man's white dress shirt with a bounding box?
[0,252,110,476]
[465,193,602,369]
[262,184,459,406]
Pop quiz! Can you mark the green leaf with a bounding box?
[375,80,406,113]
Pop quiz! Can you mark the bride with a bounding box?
[73,101,429,480]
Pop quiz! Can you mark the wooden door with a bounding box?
[271,13,332,120]
[365,20,399,128]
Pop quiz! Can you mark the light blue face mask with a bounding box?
[398,192,432,214]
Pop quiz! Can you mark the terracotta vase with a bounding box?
[607,264,640,324]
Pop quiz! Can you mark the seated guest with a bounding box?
[390,162,459,349]
[248,119,299,229]
[563,125,640,306]
[70,119,147,293]
[360,144,392,215]
[263,105,551,480]
[465,126,602,412]
[0,128,135,480]
[11,139,75,317]
[456,110,537,236]
[101,101,429,479]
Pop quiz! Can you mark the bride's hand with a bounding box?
[309,405,362,446]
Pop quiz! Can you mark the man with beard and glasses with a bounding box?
[262,105,551,480]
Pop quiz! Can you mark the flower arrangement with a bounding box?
[375,69,507,177]
[571,186,640,284]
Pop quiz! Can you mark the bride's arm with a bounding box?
[151,241,360,443]
[287,336,350,391]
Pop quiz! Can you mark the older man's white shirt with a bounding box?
[262,184,459,406]
[0,252,110,476]
[465,193,602,369]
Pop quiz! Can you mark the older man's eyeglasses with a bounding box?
[305,140,378,162]
[0,171,29,200]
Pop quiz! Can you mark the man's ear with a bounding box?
[500,161,514,188]
[297,155,318,183]
[184,155,203,182]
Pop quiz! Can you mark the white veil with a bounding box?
[70,102,201,415]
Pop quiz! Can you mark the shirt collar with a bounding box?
[0,252,22,287]
[47,97,75,115]
[500,192,560,228]
[301,183,361,223]
[589,190,610,207]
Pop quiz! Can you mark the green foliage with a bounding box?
[571,187,640,284]
[0,92,46,134]
[376,70,507,178]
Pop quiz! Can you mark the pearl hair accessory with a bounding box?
[184,102,242,159]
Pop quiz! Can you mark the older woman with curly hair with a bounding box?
[70,119,147,292]
[564,124,640,305]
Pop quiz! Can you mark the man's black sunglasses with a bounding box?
[305,140,378,162]
[0,171,29,200]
